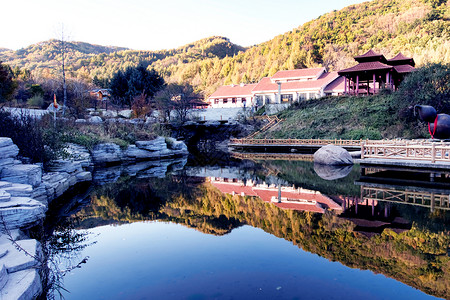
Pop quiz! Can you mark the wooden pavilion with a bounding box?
[338,50,415,95]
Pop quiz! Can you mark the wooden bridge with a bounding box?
[229,138,363,152]
[361,186,450,211]
[231,152,314,162]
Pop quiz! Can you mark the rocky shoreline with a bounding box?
[0,136,188,299]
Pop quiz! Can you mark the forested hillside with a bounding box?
[0,0,448,97]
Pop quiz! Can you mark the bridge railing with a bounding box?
[361,142,450,163]
[229,138,363,146]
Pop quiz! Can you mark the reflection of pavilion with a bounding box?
[209,177,343,214]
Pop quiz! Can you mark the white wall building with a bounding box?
[207,67,345,110]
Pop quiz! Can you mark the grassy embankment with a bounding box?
[257,94,425,140]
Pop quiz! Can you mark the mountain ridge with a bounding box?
[0,0,448,97]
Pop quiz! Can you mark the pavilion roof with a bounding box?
[387,52,415,66]
[354,49,386,63]
[394,64,415,74]
[338,61,393,75]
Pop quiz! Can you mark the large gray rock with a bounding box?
[47,160,82,173]
[314,145,353,166]
[0,234,43,299]
[136,137,167,151]
[88,116,103,123]
[166,137,188,152]
[1,164,42,187]
[0,144,19,159]
[92,143,123,164]
[124,145,159,160]
[314,163,353,180]
[0,197,46,230]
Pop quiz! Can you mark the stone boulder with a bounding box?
[118,109,132,118]
[0,197,47,230]
[136,137,167,151]
[0,138,19,160]
[166,137,188,152]
[124,145,159,160]
[88,116,103,123]
[314,145,353,165]
[92,143,123,164]
[1,165,42,187]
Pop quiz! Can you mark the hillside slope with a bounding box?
[0,0,448,97]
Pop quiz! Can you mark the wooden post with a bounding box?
[361,141,365,159]
[432,143,436,163]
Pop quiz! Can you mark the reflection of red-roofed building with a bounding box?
[208,177,343,214]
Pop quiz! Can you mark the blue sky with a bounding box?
[2,0,368,51]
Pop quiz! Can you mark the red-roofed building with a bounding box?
[338,50,415,95]
[208,83,257,108]
[207,67,344,109]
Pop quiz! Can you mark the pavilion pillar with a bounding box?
[344,77,347,94]
[373,73,376,94]
[356,75,359,95]
[386,72,390,90]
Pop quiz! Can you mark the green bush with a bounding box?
[26,95,44,108]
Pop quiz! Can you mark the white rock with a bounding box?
[0,190,11,202]
[314,145,353,165]
[102,110,118,118]
[0,138,14,148]
[92,143,123,164]
[165,137,188,152]
[0,268,42,300]
[136,137,167,151]
[1,164,42,187]
[0,144,19,159]
[0,197,47,230]
[76,171,92,182]
[88,116,103,123]
[2,183,33,198]
[0,238,42,273]
[118,109,133,118]
[124,145,159,160]
[75,119,87,123]
[0,264,7,290]
[47,160,82,173]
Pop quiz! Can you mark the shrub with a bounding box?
[27,95,44,108]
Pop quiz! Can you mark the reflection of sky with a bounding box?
[61,222,439,300]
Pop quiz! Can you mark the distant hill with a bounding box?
[0,0,448,97]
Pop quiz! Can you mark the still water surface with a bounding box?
[45,156,449,300]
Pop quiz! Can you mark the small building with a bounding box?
[338,50,415,95]
[208,83,257,108]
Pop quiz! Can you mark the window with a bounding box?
[281,94,293,103]
[265,95,271,104]
[232,98,237,104]
[298,93,307,100]
[214,99,219,104]
[223,98,228,104]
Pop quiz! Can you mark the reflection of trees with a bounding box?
[72,175,449,299]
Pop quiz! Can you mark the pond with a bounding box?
[42,155,450,300]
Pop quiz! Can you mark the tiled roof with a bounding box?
[338,61,393,74]
[388,53,411,61]
[324,76,345,92]
[208,83,257,99]
[394,64,415,74]
[252,72,340,93]
[354,49,386,62]
[271,67,326,80]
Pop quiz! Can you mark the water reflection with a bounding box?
[44,157,450,299]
